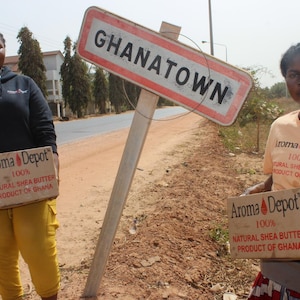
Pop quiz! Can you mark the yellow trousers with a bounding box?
[0,200,60,300]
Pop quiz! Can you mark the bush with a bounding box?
[219,97,298,154]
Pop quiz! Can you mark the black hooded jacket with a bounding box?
[0,66,57,154]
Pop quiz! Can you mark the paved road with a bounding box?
[55,106,189,145]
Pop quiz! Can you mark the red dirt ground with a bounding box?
[20,111,265,300]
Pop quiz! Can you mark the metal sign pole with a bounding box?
[81,22,181,299]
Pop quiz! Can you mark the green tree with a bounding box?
[122,81,140,110]
[60,36,72,111]
[109,74,126,114]
[158,97,176,107]
[269,82,288,99]
[17,27,47,96]
[60,38,91,118]
[93,68,109,114]
[69,47,91,118]
[238,67,283,152]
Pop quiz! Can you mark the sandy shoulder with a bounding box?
[56,111,203,267]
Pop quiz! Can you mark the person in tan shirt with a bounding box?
[243,42,300,299]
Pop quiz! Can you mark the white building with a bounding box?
[4,51,64,118]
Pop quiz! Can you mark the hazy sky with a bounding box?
[1,0,298,88]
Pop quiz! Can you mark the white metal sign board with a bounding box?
[77,6,253,126]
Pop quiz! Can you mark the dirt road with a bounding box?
[57,110,202,268]
[21,110,218,299]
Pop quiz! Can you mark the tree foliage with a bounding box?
[60,37,91,118]
[93,68,109,114]
[17,27,48,96]
[70,52,91,117]
[269,82,288,99]
[60,36,72,109]
[122,81,140,110]
[158,97,176,107]
[109,74,127,114]
[238,66,283,152]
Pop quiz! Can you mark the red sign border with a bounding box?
[77,7,252,126]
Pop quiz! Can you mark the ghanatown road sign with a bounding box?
[77,6,253,126]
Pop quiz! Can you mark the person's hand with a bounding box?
[240,175,272,196]
[240,182,266,196]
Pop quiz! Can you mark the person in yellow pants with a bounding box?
[0,32,60,300]
[0,200,60,300]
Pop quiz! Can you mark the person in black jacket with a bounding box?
[0,33,60,300]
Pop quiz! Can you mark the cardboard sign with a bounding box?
[228,188,300,259]
[77,6,253,126]
[0,147,59,209]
